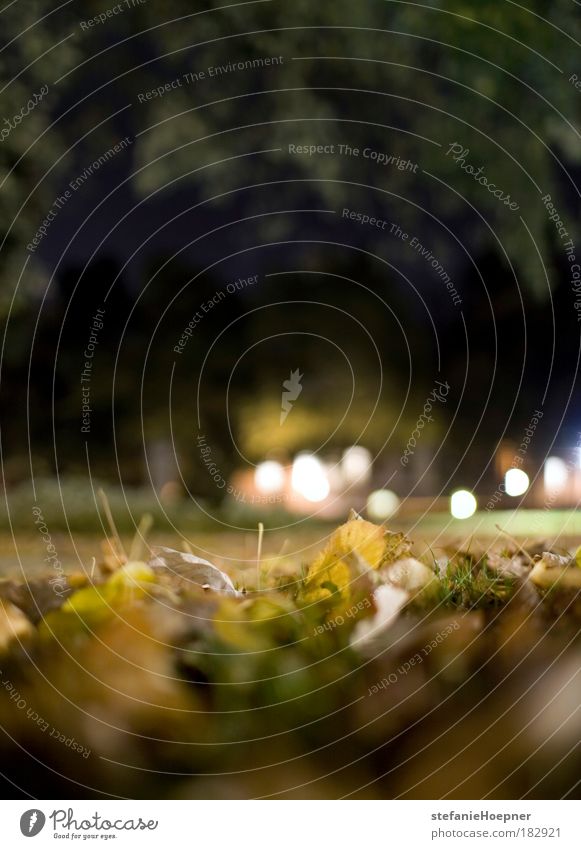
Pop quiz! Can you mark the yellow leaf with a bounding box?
[301,517,411,605]
[40,562,156,638]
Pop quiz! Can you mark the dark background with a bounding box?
[1,0,580,515]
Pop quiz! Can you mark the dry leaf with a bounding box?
[149,547,241,596]
[529,553,581,590]
[350,584,409,650]
[301,516,412,604]
[0,599,34,652]
[381,558,437,594]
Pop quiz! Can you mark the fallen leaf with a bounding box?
[529,553,581,591]
[0,578,74,623]
[149,546,241,596]
[350,584,409,649]
[0,599,34,652]
[40,562,156,637]
[487,552,530,579]
[301,516,412,604]
[381,558,437,594]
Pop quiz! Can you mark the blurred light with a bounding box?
[255,461,285,494]
[341,445,372,484]
[367,489,400,520]
[291,453,330,502]
[544,457,568,492]
[504,468,529,497]
[450,489,477,519]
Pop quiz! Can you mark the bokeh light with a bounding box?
[450,489,477,519]
[341,445,372,484]
[504,468,530,497]
[291,453,330,502]
[544,457,568,492]
[367,489,400,520]
[254,461,285,494]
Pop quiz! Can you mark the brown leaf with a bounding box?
[0,578,73,624]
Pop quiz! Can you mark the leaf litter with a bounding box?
[0,504,580,798]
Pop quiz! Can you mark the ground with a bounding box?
[0,511,580,799]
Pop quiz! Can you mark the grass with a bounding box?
[434,554,518,608]
[399,508,581,541]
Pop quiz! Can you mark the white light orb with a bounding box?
[367,489,400,521]
[504,468,530,497]
[291,453,330,502]
[544,457,568,492]
[255,461,285,494]
[341,445,372,484]
[450,489,477,520]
